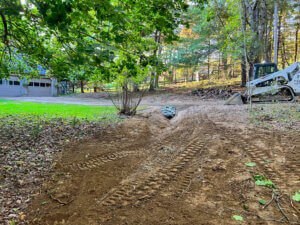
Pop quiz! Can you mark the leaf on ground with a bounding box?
[292,191,300,202]
[245,162,256,167]
[258,199,266,205]
[255,180,275,188]
[232,215,244,221]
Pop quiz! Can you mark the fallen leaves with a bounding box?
[0,115,116,224]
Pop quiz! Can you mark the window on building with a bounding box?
[14,81,20,85]
[46,83,51,87]
[9,81,13,85]
[40,83,46,87]
[34,82,40,87]
[29,82,33,86]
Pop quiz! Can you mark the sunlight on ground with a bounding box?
[161,77,241,90]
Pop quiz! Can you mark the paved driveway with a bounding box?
[1,96,114,106]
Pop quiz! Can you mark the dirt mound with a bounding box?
[25,110,299,225]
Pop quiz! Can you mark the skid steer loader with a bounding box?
[226,62,300,104]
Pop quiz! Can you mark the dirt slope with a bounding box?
[27,107,299,225]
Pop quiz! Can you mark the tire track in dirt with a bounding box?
[69,151,136,171]
[99,138,205,208]
[173,167,199,198]
[223,130,299,195]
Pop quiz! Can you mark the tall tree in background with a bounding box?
[273,0,279,64]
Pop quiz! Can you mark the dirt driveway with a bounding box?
[26,104,299,225]
[1,92,232,107]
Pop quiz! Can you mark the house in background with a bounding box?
[0,67,58,97]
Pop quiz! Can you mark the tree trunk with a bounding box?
[273,1,279,65]
[207,40,210,79]
[295,24,299,62]
[80,81,84,93]
[281,33,289,67]
[149,72,156,91]
[185,67,189,82]
[154,34,162,88]
[149,30,162,91]
[241,1,247,87]
[218,53,221,79]
[241,55,247,87]
[173,68,177,84]
[222,53,228,79]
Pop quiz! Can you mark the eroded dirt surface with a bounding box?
[26,106,300,225]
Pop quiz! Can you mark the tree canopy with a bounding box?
[1,0,299,88]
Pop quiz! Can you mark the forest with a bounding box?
[0,1,299,225]
[1,1,299,90]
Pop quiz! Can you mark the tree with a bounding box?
[32,0,208,114]
[0,0,53,77]
[273,0,279,64]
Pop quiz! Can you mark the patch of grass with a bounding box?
[0,99,11,103]
[0,99,117,121]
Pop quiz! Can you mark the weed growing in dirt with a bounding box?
[8,220,16,225]
[245,162,256,167]
[292,191,300,202]
[253,175,276,188]
[258,199,266,205]
[232,215,244,222]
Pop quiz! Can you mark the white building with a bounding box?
[0,75,58,97]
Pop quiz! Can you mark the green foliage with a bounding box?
[258,199,266,205]
[292,191,300,202]
[165,0,243,70]
[245,162,256,167]
[253,175,276,189]
[232,215,244,221]
[8,220,16,225]
[1,0,206,89]
[0,0,51,78]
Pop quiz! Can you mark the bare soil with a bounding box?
[26,102,299,225]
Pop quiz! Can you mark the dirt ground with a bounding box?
[25,99,299,225]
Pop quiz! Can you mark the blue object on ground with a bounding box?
[161,106,176,119]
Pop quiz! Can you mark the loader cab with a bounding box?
[253,63,278,80]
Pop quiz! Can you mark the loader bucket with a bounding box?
[225,93,244,105]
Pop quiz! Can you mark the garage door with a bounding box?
[27,81,52,97]
[0,80,22,97]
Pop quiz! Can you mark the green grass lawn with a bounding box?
[0,99,117,120]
